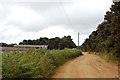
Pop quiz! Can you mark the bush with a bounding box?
[2,49,82,78]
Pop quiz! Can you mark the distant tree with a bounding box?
[48,36,76,49]
[48,38,56,49]
[0,43,8,47]
[19,37,49,45]
[19,36,76,49]
[62,36,76,48]
[0,43,17,47]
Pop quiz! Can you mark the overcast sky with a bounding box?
[0,0,113,45]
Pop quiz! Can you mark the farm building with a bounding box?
[14,45,48,49]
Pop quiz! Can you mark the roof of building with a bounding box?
[14,45,48,48]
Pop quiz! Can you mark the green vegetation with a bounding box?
[0,35,76,49]
[2,49,82,78]
[88,52,118,63]
[0,43,17,47]
[19,36,76,49]
[82,2,120,62]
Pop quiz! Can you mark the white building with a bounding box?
[14,45,48,49]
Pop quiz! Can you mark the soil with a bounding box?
[52,52,118,78]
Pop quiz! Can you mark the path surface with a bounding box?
[52,52,118,78]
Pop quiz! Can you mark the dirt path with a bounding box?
[52,52,118,78]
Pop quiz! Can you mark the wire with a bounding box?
[58,0,74,28]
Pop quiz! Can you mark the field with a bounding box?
[2,49,82,78]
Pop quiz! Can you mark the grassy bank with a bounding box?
[88,52,118,64]
[2,49,82,78]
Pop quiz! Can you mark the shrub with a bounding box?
[2,49,82,78]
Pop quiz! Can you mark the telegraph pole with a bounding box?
[78,32,79,49]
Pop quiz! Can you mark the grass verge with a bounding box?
[2,49,82,78]
[88,51,118,64]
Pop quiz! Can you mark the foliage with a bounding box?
[1,35,76,49]
[2,49,82,78]
[82,2,120,60]
[0,43,17,47]
[48,36,76,49]
[19,37,49,45]
[19,36,76,49]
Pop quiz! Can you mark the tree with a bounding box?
[82,1,120,58]
[19,36,76,49]
[0,43,17,47]
[48,36,76,49]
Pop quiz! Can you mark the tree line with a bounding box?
[0,43,17,47]
[1,35,76,49]
[19,35,76,49]
[82,2,120,58]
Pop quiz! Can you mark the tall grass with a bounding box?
[98,52,118,63]
[2,49,82,78]
[89,51,118,63]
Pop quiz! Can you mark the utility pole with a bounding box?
[78,32,79,49]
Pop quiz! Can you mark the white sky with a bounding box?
[0,0,113,45]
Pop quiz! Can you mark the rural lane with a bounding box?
[52,52,118,78]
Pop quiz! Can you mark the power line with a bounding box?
[58,0,74,28]
[58,1,79,48]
